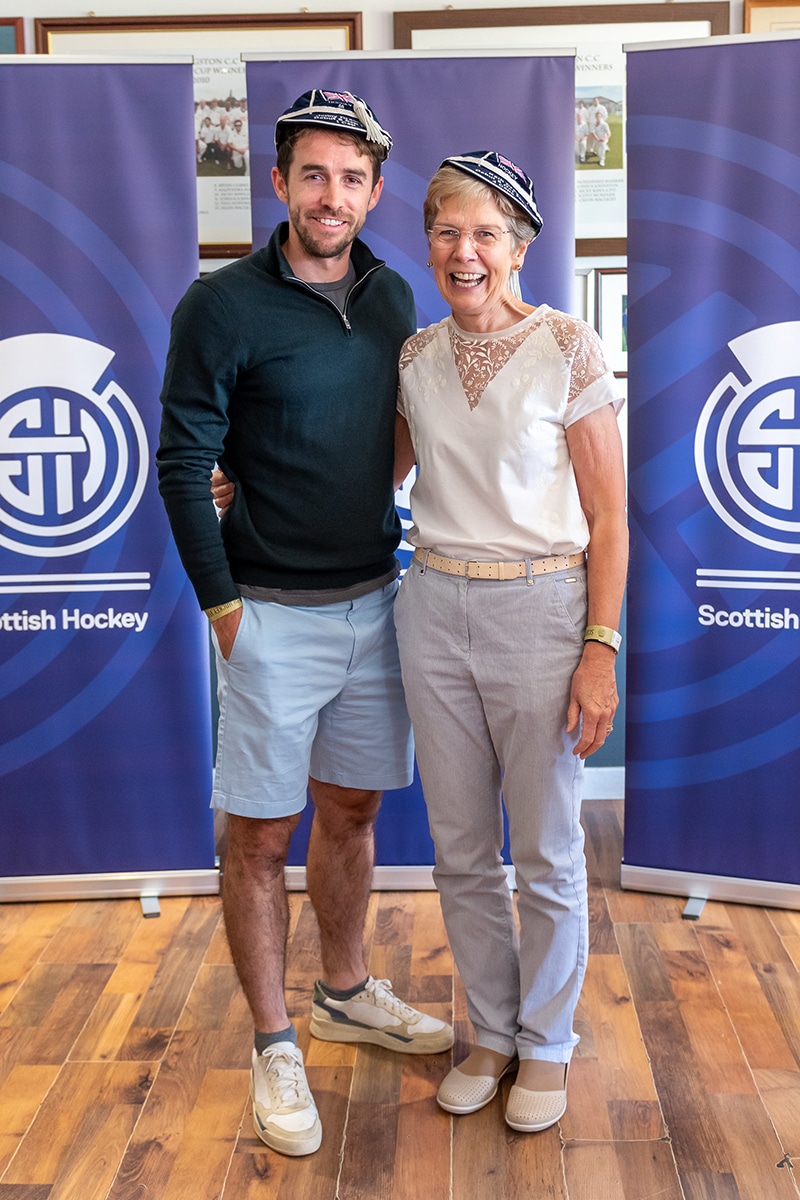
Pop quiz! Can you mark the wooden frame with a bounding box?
[744,0,800,30]
[394,4,730,256]
[34,14,362,258]
[34,13,362,55]
[594,267,627,376]
[394,4,728,48]
[0,18,24,54]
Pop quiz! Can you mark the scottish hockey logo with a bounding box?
[0,333,148,557]
[694,322,800,553]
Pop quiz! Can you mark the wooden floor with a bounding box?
[1,798,799,1199]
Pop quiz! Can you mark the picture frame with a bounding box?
[594,267,627,376]
[34,13,363,257]
[393,3,729,47]
[0,18,24,54]
[393,4,730,256]
[744,0,800,30]
[34,13,362,56]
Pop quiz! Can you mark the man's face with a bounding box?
[272,129,383,264]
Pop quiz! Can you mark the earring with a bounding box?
[426,260,433,268]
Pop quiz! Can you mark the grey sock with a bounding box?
[317,976,369,1001]
[254,1025,296,1055]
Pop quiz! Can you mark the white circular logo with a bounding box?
[0,333,148,557]
[694,322,800,553]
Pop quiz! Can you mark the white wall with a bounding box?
[8,0,740,56]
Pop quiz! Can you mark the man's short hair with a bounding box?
[276,127,386,188]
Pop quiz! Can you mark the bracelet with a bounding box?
[584,624,622,654]
[204,598,243,622]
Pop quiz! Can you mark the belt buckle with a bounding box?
[466,561,499,579]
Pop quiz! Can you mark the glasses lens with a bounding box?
[430,227,505,247]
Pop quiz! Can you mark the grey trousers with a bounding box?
[394,559,588,1061]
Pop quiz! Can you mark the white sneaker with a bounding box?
[310,976,454,1054]
[250,1043,322,1156]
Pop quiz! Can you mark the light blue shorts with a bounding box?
[211,581,414,818]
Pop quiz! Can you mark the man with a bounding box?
[591,108,611,167]
[228,117,249,175]
[575,103,589,164]
[157,89,453,1159]
[587,96,608,128]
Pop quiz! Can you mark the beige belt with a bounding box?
[413,548,585,580]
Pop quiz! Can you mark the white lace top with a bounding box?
[397,305,624,559]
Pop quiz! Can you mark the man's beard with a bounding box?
[288,204,364,260]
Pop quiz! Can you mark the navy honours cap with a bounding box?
[275,88,393,154]
[441,151,543,237]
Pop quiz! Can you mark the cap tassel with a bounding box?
[349,94,392,149]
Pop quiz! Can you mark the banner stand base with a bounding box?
[621,863,800,912]
[286,865,518,892]
[0,867,219,904]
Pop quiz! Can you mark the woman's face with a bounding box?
[427,194,528,332]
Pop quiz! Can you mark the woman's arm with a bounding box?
[564,403,629,759]
[394,413,417,490]
[210,468,234,513]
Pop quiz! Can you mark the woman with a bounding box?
[392,150,627,1132]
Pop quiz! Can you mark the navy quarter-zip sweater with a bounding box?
[157,224,417,610]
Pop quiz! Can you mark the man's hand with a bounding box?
[211,604,242,661]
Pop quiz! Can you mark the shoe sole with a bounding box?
[505,1112,565,1132]
[310,1013,454,1055]
[437,1061,518,1114]
[252,1111,322,1156]
[437,1081,501,1115]
[505,1096,567,1133]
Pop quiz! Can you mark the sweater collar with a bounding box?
[262,221,384,284]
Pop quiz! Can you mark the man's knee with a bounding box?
[224,811,301,875]
[309,779,382,833]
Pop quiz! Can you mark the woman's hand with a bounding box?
[211,468,235,514]
[566,641,619,759]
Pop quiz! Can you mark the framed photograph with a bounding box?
[594,267,627,376]
[34,14,363,257]
[0,18,24,54]
[394,4,730,256]
[34,13,362,55]
[744,0,800,30]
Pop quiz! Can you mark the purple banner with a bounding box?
[625,37,800,890]
[245,54,576,865]
[0,62,216,882]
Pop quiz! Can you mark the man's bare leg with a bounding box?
[221,810,301,1030]
[306,779,381,989]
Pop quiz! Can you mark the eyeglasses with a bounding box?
[427,225,512,250]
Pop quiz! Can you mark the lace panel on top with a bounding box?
[449,324,531,410]
[399,324,438,372]
[544,311,610,406]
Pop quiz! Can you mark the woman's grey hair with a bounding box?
[423,166,539,251]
